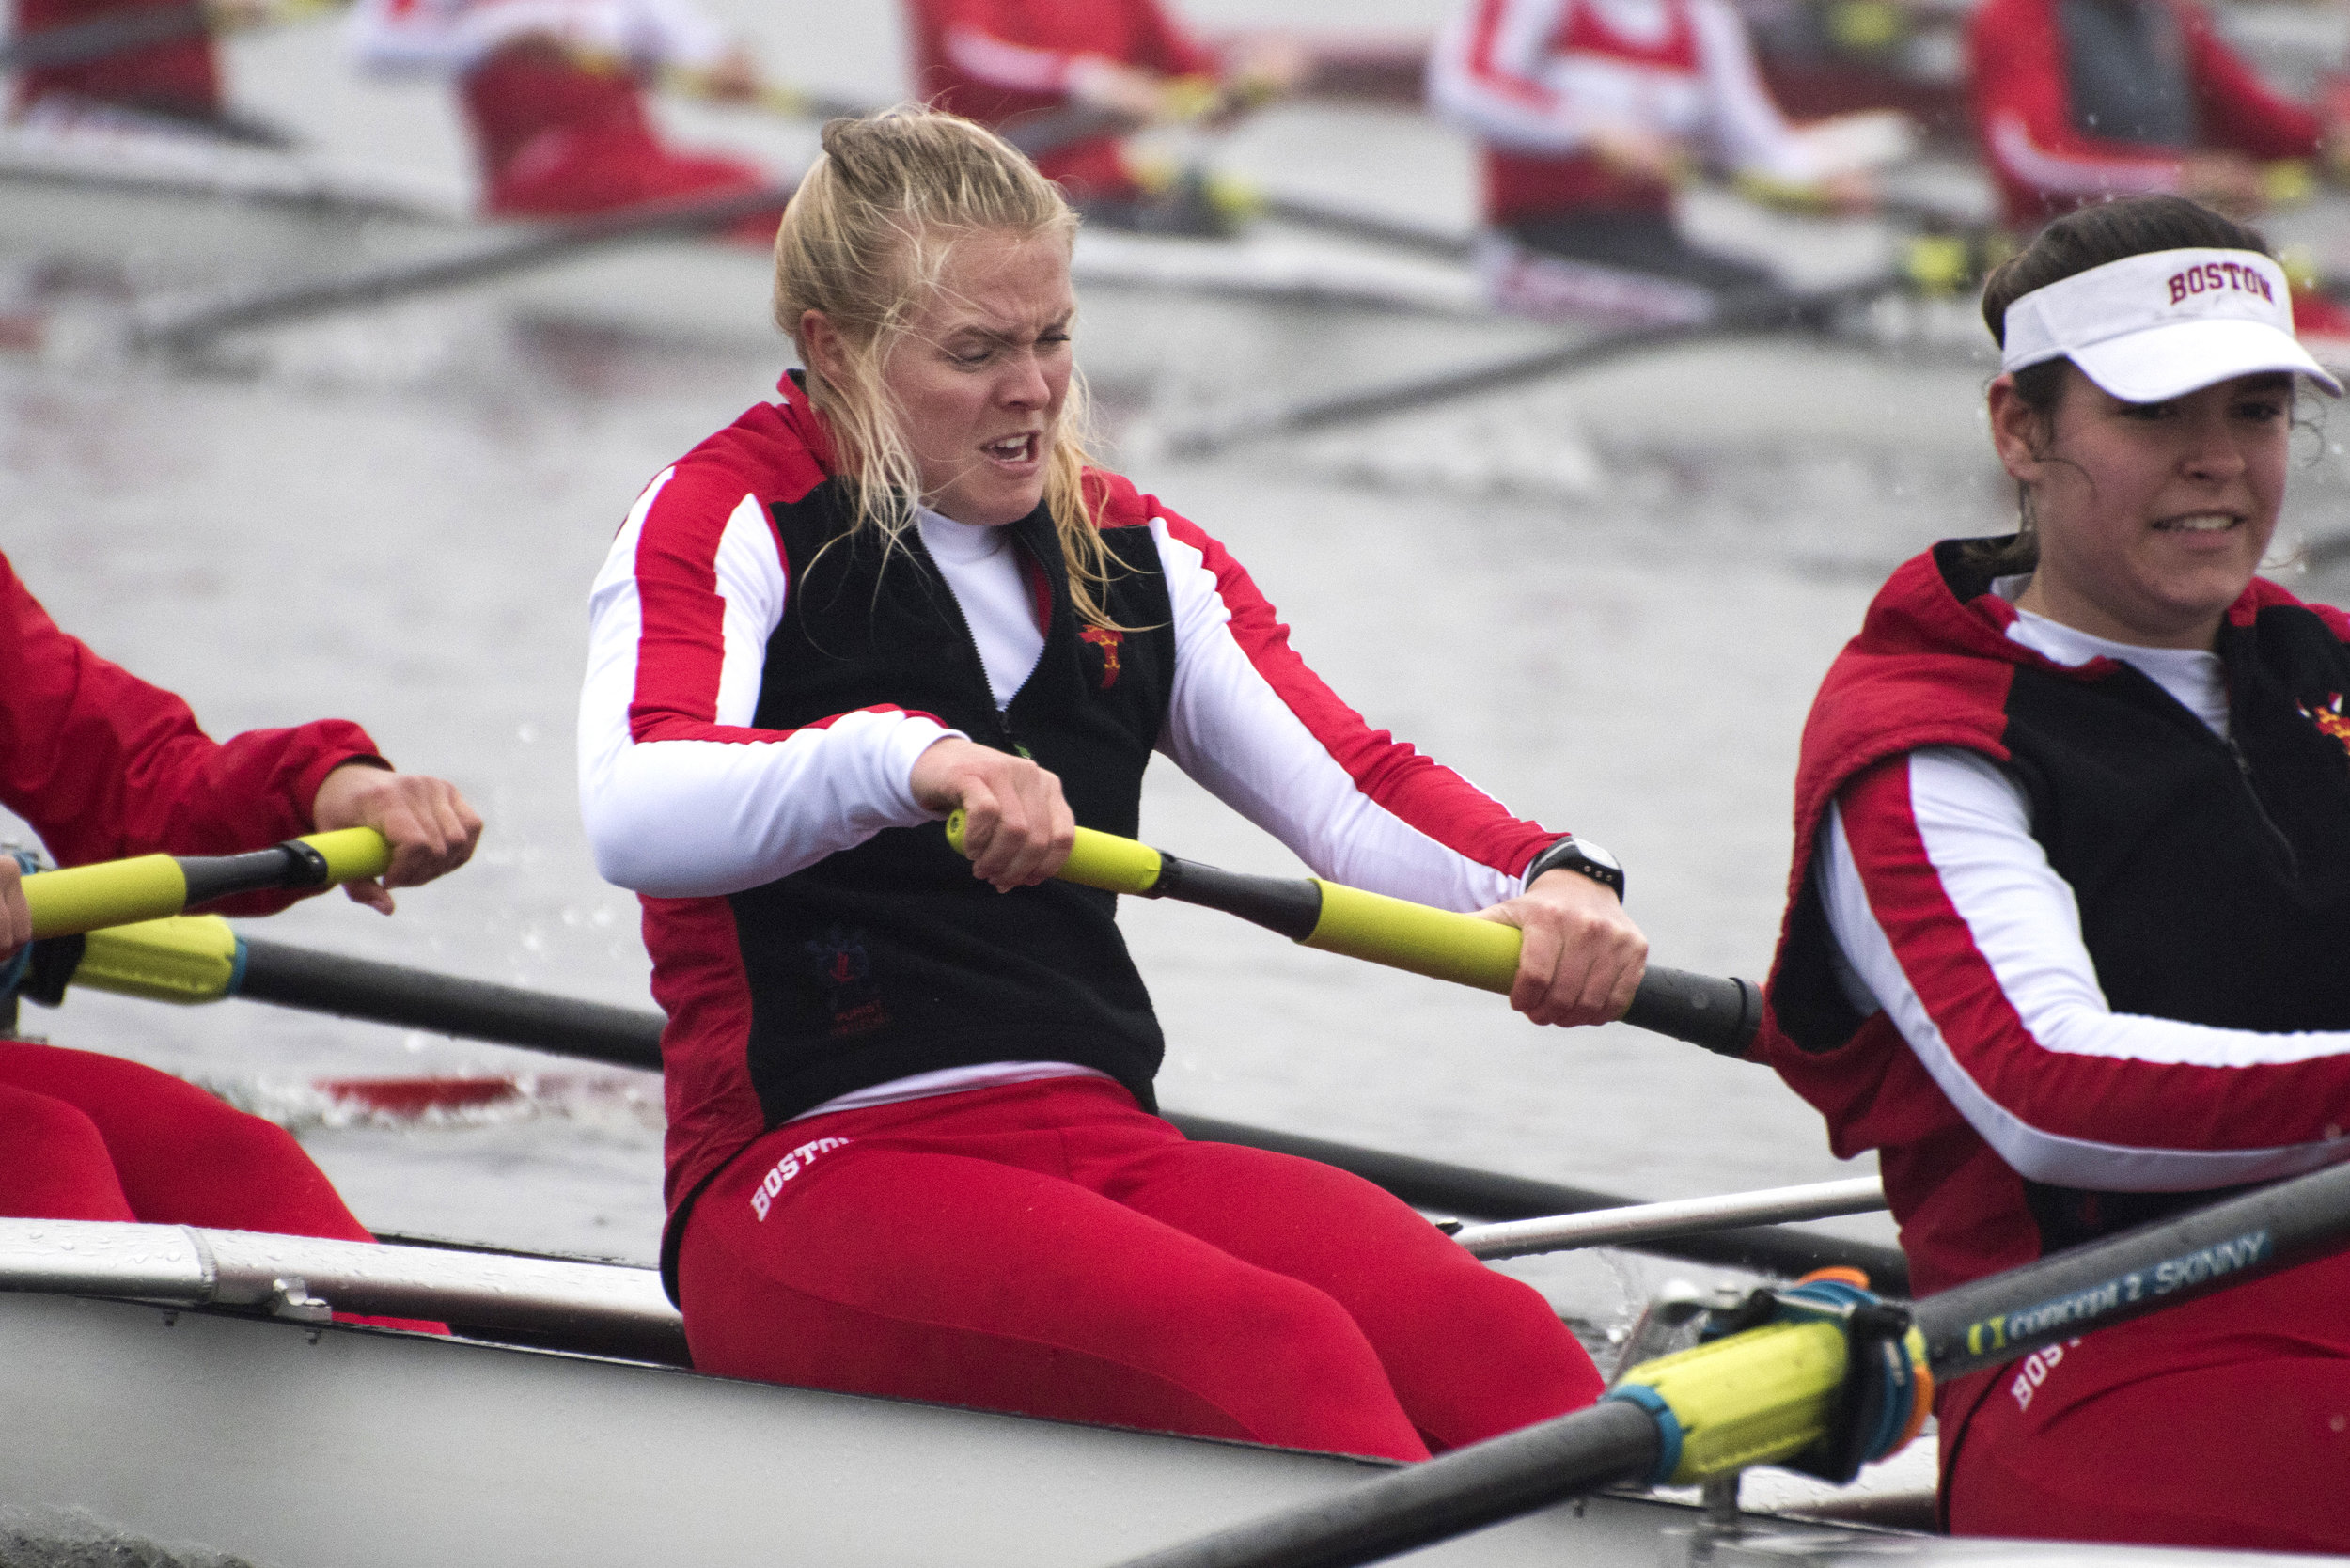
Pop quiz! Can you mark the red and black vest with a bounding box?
[731,478,1177,1130]
[1763,540,2350,1282]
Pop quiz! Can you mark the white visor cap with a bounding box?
[2000,247,2342,401]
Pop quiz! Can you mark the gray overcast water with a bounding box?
[9,0,2350,1330]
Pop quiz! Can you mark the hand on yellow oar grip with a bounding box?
[943,811,1162,896]
[302,827,394,884]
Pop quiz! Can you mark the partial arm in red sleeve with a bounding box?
[1820,746,2350,1190]
[0,554,383,909]
[2179,1,2322,160]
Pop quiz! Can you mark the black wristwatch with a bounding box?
[1524,836,1625,900]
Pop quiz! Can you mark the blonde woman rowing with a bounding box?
[578,108,1644,1455]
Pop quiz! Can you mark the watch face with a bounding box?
[1576,840,1622,873]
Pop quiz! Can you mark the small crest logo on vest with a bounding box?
[2300,691,2350,759]
[2166,260,2275,306]
[805,923,891,1038]
[1079,624,1123,689]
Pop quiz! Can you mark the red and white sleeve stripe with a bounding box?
[1983,114,2180,202]
[1152,515,1556,912]
[1428,0,1591,155]
[943,23,1087,94]
[1819,746,2350,1191]
[578,465,961,899]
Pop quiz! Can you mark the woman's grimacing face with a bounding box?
[825,227,1076,528]
[1990,363,2295,650]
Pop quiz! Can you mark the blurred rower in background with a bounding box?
[905,0,1304,231]
[8,0,290,142]
[347,0,778,233]
[1970,0,2350,231]
[1429,0,1899,324]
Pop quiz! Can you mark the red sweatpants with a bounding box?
[679,1077,1604,1460]
[1942,1254,2350,1550]
[0,1042,441,1332]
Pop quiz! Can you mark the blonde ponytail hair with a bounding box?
[775,107,1128,628]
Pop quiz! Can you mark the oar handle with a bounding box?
[943,815,1762,1056]
[22,828,391,940]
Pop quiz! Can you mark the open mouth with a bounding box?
[982,432,1038,464]
[2151,512,2241,533]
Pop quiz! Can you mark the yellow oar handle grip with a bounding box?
[25,855,186,941]
[20,827,393,941]
[1613,1318,1850,1485]
[76,916,243,1004]
[1307,882,1519,994]
[941,811,1164,896]
[305,827,393,883]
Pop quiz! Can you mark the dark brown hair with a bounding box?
[1971,196,2274,572]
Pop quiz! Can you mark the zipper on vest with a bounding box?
[2228,737,2299,879]
[925,538,1031,759]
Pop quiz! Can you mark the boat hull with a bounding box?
[1,1290,1794,1568]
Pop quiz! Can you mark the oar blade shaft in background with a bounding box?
[0,4,207,71]
[234,939,665,1073]
[133,184,797,350]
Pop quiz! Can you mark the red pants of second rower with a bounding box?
[1941,1253,2350,1550]
[680,1076,1605,1460]
[461,43,780,243]
[0,1041,442,1332]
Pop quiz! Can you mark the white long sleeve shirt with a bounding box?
[1816,603,2350,1193]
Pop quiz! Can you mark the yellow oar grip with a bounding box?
[1304,882,1522,993]
[75,916,242,1004]
[303,827,393,883]
[941,811,1164,897]
[1614,1318,1850,1485]
[25,855,188,941]
[21,828,389,942]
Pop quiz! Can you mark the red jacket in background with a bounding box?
[10,0,221,121]
[1969,0,2321,227]
[905,0,1216,200]
[0,551,381,913]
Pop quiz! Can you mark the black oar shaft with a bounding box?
[1164,275,1893,458]
[233,939,663,1072]
[1151,853,1322,940]
[134,183,796,350]
[0,5,207,71]
[1620,968,1761,1058]
[1917,1158,2350,1381]
[1115,1399,1660,1568]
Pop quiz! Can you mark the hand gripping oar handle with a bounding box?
[942,816,1761,1057]
[21,828,390,940]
